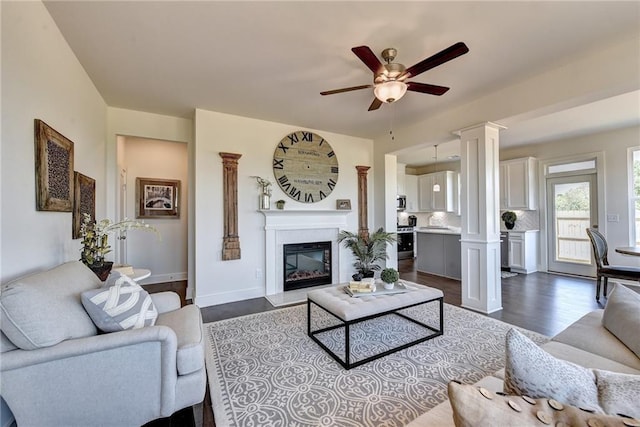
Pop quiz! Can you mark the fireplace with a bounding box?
[283,241,332,291]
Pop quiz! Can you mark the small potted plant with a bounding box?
[501,211,517,230]
[276,199,286,210]
[79,213,158,281]
[380,267,399,290]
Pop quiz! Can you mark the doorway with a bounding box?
[546,173,597,276]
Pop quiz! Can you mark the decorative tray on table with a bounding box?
[344,280,410,297]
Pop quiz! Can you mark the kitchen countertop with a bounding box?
[415,227,461,235]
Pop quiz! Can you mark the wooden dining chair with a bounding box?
[586,227,640,301]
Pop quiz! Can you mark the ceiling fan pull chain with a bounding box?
[389,103,396,142]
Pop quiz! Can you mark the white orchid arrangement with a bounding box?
[79,213,159,267]
[251,176,272,197]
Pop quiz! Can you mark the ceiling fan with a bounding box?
[320,42,469,111]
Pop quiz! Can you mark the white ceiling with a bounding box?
[44,1,640,166]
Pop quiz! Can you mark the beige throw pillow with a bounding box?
[602,283,640,359]
[448,381,639,427]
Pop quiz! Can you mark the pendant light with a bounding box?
[433,145,441,192]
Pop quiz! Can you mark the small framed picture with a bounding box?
[136,177,180,219]
[72,172,96,239]
[336,199,351,210]
[34,119,74,211]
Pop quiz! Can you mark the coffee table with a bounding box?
[307,281,444,369]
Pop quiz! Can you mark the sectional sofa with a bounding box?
[408,283,640,426]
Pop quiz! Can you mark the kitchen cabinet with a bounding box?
[405,174,418,212]
[416,231,461,279]
[418,171,457,212]
[508,230,538,274]
[500,157,537,210]
[397,163,406,195]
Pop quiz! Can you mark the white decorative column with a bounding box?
[454,122,506,314]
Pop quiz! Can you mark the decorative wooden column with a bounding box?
[356,166,370,239]
[454,122,506,314]
[219,152,242,260]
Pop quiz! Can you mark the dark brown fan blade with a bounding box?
[407,82,450,96]
[368,98,383,111]
[352,46,384,74]
[320,84,372,96]
[404,42,469,78]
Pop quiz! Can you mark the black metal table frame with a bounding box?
[307,295,444,369]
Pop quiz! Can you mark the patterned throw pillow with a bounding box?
[504,328,603,412]
[448,381,639,427]
[81,275,158,333]
[595,369,640,419]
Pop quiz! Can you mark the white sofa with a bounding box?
[0,261,206,427]
[408,293,640,426]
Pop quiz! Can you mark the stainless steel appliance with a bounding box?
[396,195,406,211]
[408,215,417,226]
[397,226,414,259]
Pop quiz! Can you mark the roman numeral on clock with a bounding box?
[301,132,312,142]
[287,133,299,144]
[304,193,314,203]
[273,158,284,169]
[319,191,327,200]
[327,151,335,158]
[327,179,336,190]
[289,186,301,201]
[278,175,291,191]
[277,142,289,153]
[331,166,339,174]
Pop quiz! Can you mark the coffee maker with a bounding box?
[408,215,417,227]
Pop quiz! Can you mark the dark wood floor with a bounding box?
[147,259,622,427]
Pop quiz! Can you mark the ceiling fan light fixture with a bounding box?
[374,81,407,103]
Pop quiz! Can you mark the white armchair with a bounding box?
[0,261,206,427]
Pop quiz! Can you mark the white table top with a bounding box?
[130,268,151,281]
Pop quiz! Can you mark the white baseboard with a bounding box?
[195,287,264,307]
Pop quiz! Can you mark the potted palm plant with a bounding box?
[338,227,396,279]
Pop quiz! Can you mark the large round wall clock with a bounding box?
[273,131,339,203]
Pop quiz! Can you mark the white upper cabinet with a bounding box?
[397,162,406,195]
[500,157,537,210]
[418,171,457,212]
[405,174,419,212]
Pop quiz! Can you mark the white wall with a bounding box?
[1,1,107,281]
[122,137,188,285]
[194,109,373,306]
[0,2,107,424]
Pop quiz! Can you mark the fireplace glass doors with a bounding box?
[283,241,332,291]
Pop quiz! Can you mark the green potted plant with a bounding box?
[501,210,517,230]
[79,213,158,281]
[380,267,399,290]
[338,227,397,279]
[276,199,286,210]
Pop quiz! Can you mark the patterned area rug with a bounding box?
[204,303,547,427]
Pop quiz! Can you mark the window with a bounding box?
[631,148,640,245]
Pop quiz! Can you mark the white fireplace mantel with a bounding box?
[260,209,352,295]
